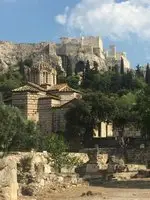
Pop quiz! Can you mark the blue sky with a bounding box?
[0,0,150,67]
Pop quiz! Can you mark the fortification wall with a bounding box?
[82,36,103,50]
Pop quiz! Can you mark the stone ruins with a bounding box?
[0,36,130,75]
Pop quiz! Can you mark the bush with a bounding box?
[44,134,82,172]
[0,104,40,156]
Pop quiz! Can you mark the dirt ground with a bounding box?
[20,179,150,200]
[37,186,150,200]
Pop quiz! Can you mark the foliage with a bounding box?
[80,67,146,94]
[0,66,24,99]
[113,93,138,135]
[0,68,23,90]
[145,63,150,85]
[67,75,80,89]
[136,86,150,138]
[44,134,82,172]
[0,104,40,156]
[23,58,33,68]
[65,93,116,146]
[120,57,125,74]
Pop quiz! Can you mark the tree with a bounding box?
[44,134,82,172]
[65,93,116,146]
[136,86,150,140]
[67,75,80,89]
[113,93,138,160]
[136,64,144,78]
[114,64,119,73]
[0,66,24,99]
[44,134,68,172]
[145,63,150,85]
[83,60,90,80]
[120,57,125,74]
[0,104,40,156]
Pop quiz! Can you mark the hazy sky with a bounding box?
[0,0,150,67]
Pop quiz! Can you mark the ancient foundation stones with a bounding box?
[0,158,18,200]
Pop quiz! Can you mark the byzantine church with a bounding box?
[12,57,113,138]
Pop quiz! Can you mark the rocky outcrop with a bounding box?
[0,41,63,73]
[0,39,107,75]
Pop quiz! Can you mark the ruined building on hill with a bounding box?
[56,36,130,75]
[0,36,130,75]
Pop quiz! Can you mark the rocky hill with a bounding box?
[0,37,130,75]
[0,41,63,73]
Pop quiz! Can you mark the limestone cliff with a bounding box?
[0,41,63,73]
[0,37,130,75]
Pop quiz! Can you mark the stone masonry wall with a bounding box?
[7,152,88,198]
[12,93,28,117]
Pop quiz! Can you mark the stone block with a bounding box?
[86,163,100,173]
[127,164,146,172]
[61,166,76,174]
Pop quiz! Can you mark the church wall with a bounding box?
[38,98,52,134]
[27,93,39,122]
[12,92,28,117]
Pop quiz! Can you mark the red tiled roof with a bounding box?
[12,85,39,93]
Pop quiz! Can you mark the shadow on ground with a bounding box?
[89,179,150,189]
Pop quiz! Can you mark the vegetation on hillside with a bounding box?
[65,62,150,149]
[0,61,150,155]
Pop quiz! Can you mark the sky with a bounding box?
[0,0,150,67]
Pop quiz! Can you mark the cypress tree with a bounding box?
[145,63,150,85]
[136,64,144,78]
[114,64,119,73]
[83,60,90,80]
[120,57,125,74]
[85,60,90,72]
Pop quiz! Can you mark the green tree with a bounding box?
[136,86,150,139]
[145,63,150,85]
[43,134,82,172]
[67,75,80,89]
[0,66,24,99]
[136,64,144,78]
[65,93,116,146]
[120,57,125,74]
[113,93,138,160]
[0,104,40,156]
[44,134,68,172]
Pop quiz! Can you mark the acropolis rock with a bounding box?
[0,36,130,75]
